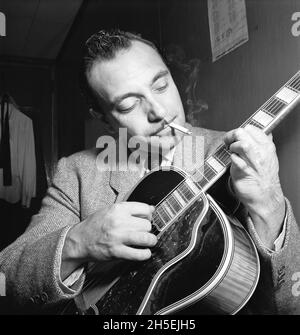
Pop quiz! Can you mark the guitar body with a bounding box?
[61,167,260,315]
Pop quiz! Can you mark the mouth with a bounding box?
[152,116,177,136]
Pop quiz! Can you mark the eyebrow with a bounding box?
[150,69,169,86]
[113,69,169,105]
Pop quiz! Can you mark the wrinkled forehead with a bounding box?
[88,41,168,102]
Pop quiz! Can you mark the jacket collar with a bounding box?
[109,123,203,200]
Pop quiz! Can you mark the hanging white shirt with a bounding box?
[0,103,36,207]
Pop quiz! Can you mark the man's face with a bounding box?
[88,40,186,152]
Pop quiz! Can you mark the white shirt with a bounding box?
[0,103,36,207]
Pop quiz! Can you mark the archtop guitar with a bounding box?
[60,71,300,315]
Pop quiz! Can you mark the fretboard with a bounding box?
[152,71,300,234]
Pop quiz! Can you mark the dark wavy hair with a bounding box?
[80,28,162,119]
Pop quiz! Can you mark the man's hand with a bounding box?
[61,202,157,280]
[224,125,286,249]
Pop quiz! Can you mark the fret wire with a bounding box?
[270,98,286,115]
[172,197,183,214]
[193,167,211,183]
[267,103,283,117]
[288,73,300,86]
[152,213,164,230]
[173,189,187,206]
[213,154,230,167]
[242,88,290,130]
[287,81,300,92]
[154,205,171,228]
[168,194,182,213]
[182,181,196,197]
[263,97,280,114]
[242,114,267,129]
[286,84,299,93]
[153,208,165,223]
[152,220,162,232]
[204,163,217,178]
[157,206,170,223]
[178,182,195,200]
[153,179,200,230]
[177,185,189,202]
[290,77,300,90]
[214,146,231,166]
[288,74,300,89]
[219,145,231,156]
[204,161,218,175]
[213,146,226,160]
[165,197,179,215]
[247,119,264,129]
[185,180,198,195]
[192,164,216,189]
[261,108,276,117]
[153,210,166,227]
[153,222,162,232]
[242,109,272,129]
[164,204,176,217]
[224,147,232,157]
[289,74,300,83]
[243,117,265,129]
[262,97,285,116]
[286,73,300,93]
[263,96,277,109]
[196,178,209,189]
[161,203,174,219]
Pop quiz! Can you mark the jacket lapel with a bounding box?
[108,139,142,201]
[109,123,205,201]
[109,169,141,202]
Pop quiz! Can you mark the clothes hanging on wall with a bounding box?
[21,106,48,202]
[0,94,36,208]
[0,95,12,186]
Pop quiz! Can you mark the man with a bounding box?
[0,29,299,314]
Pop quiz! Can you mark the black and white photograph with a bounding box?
[0,0,299,322]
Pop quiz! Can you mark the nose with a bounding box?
[147,98,167,122]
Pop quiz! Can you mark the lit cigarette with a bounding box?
[164,121,192,135]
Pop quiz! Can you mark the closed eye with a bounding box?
[153,78,169,92]
[116,97,140,112]
[155,83,168,92]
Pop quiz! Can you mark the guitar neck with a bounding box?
[190,70,300,193]
[152,71,300,232]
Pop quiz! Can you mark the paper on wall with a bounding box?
[208,0,249,62]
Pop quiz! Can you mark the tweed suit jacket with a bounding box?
[0,125,299,314]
